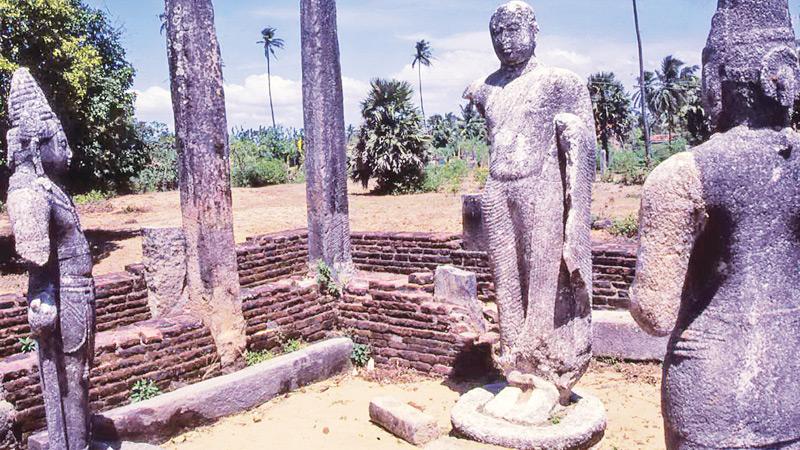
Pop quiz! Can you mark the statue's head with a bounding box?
[702,0,799,132]
[490,1,539,68]
[7,68,72,177]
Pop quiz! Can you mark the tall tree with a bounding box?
[588,72,632,174]
[412,40,433,119]
[651,56,697,144]
[0,0,145,195]
[258,27,284,129]
[165,0,246,368]
[631,0,652,166]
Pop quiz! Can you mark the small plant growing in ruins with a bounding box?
[244,349,275,366]
[130,379,161,403]
[351,343,372,368]
[550,416,561,425]
[19,337,36,353]
[316,260,341,298]
[282,338,304,353]
[608,214,639,238]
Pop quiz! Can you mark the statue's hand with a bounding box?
[28,293,58,337]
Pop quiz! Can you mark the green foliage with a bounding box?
[244,349,275,366]
[550,416,561,425]
[351,343,372,368]
[0,0,145,194]
[634,55,700,142]
[282,338,304,354]
[588,72,632,170]
[473,166,489,189]
[609,214,639,238]
[230,126,300,188]
[422,158,469,194]
[350,78,430,194]
[131,122,177,193]
[316,260,341,298]
[73,189,112,205]
[19,337,35,353]
[130,379,161,403]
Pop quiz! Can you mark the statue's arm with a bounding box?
[7,187,51,267]
[463,80,486,116]
[630,152,707,337]
[555,113,595,294]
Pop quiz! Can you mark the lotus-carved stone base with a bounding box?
[451,383,606,450]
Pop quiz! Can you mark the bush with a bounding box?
[609,214,639,238]
[130,379,161,403]
[244,349,275,366]
[422,158,470,194]
[74,190,113,205]
[282,338,304,353]
[473,166,489,189]
[351,343,372,368]
[315,260,341,298]
[132,122,178,193]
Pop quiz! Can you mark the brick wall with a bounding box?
[0,269,151,359]
[0,314,219,440]
[338,273,490,377]
[352,231,637,310]
[241,278,337,352]
[237,229,309,288]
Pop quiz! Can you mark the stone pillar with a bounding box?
[164,0,246,367]
[301,0,353,275]
[141,228,188,317]
[461,194,486,251]
[434,265,485,334]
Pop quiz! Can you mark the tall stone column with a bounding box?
[301,0,353,275]
[164,0,246,367]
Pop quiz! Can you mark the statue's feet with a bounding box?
[484,372,560,425]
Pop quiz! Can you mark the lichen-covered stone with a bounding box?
[5,68,96,450]
[462,0,596,400]
[141,227,187,318]
[301,0,353,275]
[164,0,246,367]
[631,1,800,448]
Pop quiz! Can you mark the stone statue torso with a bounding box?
[471,65,593,183]
[667,127,800,447]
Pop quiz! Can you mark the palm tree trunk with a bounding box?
[418,64,425,119]
[632,0,652,167]
[267,54,276,129]
[601,133,609,175]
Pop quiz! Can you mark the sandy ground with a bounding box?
[162,360,663,450]
[0,182,640,294]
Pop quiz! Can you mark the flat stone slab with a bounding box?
[592,310,668,361]
[87,338,352,445]
[28,439,163,450]
[451,384,606,450]
[369,396,440,446]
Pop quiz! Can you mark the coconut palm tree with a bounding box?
[258,27,285,129]
[412,40,433,119]
[631,0,652,166]
[589,72,632,174]
[651,56,698,144]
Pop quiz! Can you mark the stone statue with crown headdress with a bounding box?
[450,2,605,448]
[630,0,800,448]
[5,68,95,450]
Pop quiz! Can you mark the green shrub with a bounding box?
[422,158,470,193]
[232,158,288,188]
[609,214,639,238]
[74,190,113,205]
[474,167,489,189]
[244,349,275,366]
[351,343,371,368]
[19,337,36,353]
[315,260,341,298]
[132,122,178,193]
[130,379,161,403]
[282,338,304,353]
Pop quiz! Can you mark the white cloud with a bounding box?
[134,73,370,130]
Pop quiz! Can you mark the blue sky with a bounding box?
[85,0,800,129]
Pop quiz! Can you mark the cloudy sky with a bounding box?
[85,0,800,130]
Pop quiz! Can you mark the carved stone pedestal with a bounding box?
[451,383,606,450]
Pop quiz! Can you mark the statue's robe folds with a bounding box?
[467,65,596,398]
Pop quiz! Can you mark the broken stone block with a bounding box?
[141,227,188,318]
[461,194,486,251]
[434,266,485,333]
[369,396,440,446]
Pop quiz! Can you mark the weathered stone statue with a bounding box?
[301,0,354,276]
[630,1,800,449]
[6,68,95,450]
[451,2,604,448]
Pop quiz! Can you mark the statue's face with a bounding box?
[40,124,72,177]
[490,5,537,68]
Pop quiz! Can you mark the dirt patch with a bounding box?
[162,360,663,450]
